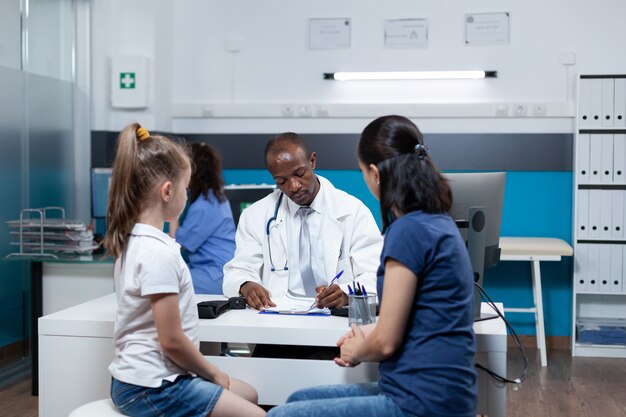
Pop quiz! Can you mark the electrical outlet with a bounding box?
[201,106,214,117]
[315,105,329,117]
[533,103,546,117]
[495,104,509,117]
[281,104,294,117]
[514,104,528,117]
[297,105,312,117]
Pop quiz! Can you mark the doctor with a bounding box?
[223,132,383,310]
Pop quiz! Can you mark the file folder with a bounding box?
[613,134,626,184]
[610,245,623,293]
[589,135,602,183]
[575,244,588,292]
[587,244,600,292]
[598,245,612,292]
[600,190,613,239]
[578,78,592,128]
[577,133,591,184]
[601,78,615,128]
[588,189,601,238]
[614,79,626,128]
[590,78,603,128]
[611,190,624,240]
[577,189,590,239]
[600,134,614,184]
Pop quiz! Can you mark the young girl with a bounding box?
[169,142,236,294]
[105,123,265,417]
[267,115,478,417]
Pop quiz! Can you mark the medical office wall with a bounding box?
[88,0,626,338]
[0,0,77,379]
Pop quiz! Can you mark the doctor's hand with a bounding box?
[239,281,276,310]
[314,284,348,309]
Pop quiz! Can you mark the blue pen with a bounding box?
[329,270,345,286]
[347,284,353,295]
[362,285,368,296]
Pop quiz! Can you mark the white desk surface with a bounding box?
[39,295,507,417]
[39,293,506,349]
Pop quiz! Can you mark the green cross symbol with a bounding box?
[120,72,136,89]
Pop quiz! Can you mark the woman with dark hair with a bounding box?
[171,142,236,294]
[267,115,477,417]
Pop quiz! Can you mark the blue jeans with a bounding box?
[110,375,223,417]
[267,383,419,417]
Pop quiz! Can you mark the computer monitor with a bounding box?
[91,168,113,219]
[224,184,276,227]
[444,172,506,320]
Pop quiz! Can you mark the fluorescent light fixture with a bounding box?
[323,70,497,81]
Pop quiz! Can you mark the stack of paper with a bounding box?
[6,208,100,256]
[263,293,331,315]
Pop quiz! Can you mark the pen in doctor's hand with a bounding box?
[313,270,346,309]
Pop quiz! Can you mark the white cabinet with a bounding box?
[573,74,626,357]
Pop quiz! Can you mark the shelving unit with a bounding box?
[572,74,626,357]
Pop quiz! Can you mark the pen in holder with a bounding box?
[348,293,376,326]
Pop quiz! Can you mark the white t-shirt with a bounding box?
[108,223,199,388]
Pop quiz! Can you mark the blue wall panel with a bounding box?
[224,169,574,336]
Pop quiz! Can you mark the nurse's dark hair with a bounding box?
[188,142,226,204]
[264,132,312,167]
[104,123,190,259]
[357,115,451,232]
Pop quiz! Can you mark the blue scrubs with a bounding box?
[175,191,236,294]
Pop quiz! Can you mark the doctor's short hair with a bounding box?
[358,115,452,232]
[264,132,312,167]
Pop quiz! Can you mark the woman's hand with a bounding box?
[335,324,365,367]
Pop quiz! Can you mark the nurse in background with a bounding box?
[170,142,236,294]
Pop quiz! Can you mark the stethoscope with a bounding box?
[266,193,288,272]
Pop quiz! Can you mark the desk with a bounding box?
[39,294,507,417]
[6,255,114,395]
[499,237,573,367]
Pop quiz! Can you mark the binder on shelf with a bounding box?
[613,134,626,184]
[577,133,591,184]
[611,245,623,293]
[577,189,590,239]
[600,190,613,239]
[587,244,600,292]
[589,135,602,183]
[611,190,624,240]
[575,244,588,292]
[614,79,626,128]
[578,78,593,128]
[601,78,615,128]
[598,245,612,292]
[588,189,601,238]
[601,134,614,184]
[590,78,603,128]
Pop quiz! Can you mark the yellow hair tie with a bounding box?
[136,126,150,141]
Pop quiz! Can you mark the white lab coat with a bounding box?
[223,176,383,299]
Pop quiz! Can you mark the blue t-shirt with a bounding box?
[377,210,477,417]
[175,191,236,294]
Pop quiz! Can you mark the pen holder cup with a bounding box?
[348,294,377,326]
